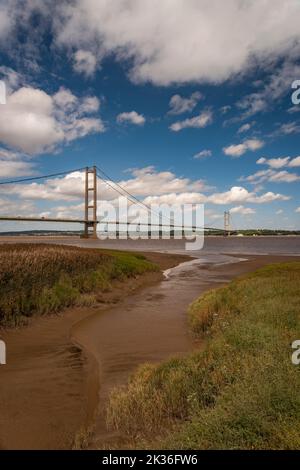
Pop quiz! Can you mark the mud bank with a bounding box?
[0,253,298,449]
[0,252,188,450]
[73,253,300,449]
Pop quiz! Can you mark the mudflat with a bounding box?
[0,252,188,450]
[0,252,298,449]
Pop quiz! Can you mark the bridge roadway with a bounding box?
[0,216,225,232]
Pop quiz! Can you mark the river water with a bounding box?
[23,234,299,257]
[1,234,300,256]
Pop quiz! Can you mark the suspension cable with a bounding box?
[96,165,173,224]
[0,167,86,186]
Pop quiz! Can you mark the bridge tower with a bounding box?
[83,166,98,238]
[224,210,231,236]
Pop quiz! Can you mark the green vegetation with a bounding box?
[107,262,300,449]
[0,244,158,326]
[205,229,300,236]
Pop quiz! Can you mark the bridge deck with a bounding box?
[0,216,224,232]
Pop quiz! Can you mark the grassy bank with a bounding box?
[0,244,158,327]
[107,262,300,449]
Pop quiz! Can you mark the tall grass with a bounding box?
[107,262,300,449]
[0,244,158,326]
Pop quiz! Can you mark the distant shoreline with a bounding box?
[0,234,300,241]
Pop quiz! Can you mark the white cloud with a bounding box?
[0,3,12,40]
[0,66,22,92]
[257,155,300,169]
[193,149,212,160]
[53,87,78,109]
[296,207,300,213]
[73,49,97,77]
[230,205,256,215]
[276,209,283,215]
[4,166,210,203]
[117,111,145,126]
[251,192,290,203]
[220,105,231,114]
[63,117,104,142]
[55,0,300,86]
[143,192,206,206]
[206,186,290,205]
[0,148,36,177]
[168,92,203,115]
[52,87,101,116]
[277,121,300,135]
[79,96,100,114]
[119,166,209,196]
[241,169,271,184]
[287,106,300,114]
[170,109,213,132]
[207,187,252,205]
[0,85,104,154]
[143,185,290,207]
[3,166,290,223]
[257,157,290,169]
[54,203,85,220]
[237,122,254,134]
[223,139,264,157]
[208,214,224,221]
[223,144,247,157]
[0,87,62,154]
[289,156,300,167]
[0,197,36,217]
[269,171,300,183]
[53,89,100,115]
[242,168,300,184]
[5,171,86,202]
[237,61,300,118]
[205,209,223,221]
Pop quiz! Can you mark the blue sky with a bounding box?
[0,0,299,231]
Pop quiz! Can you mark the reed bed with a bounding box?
[0,244,158,326]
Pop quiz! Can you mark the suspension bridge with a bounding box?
[0,166,231,238]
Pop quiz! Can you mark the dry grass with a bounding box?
[0,244,158,326]
[107,262,300,449]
